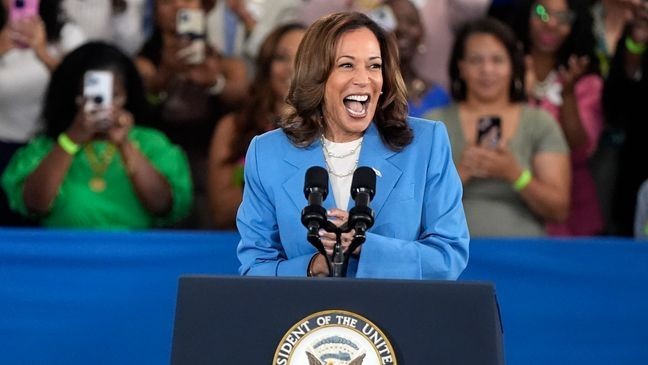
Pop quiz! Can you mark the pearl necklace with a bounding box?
[320,135,363,178]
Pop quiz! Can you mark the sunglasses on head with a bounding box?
[532,3,576,25]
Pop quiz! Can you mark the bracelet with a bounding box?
[57,133,80,155]
[513,169,532,192]
[625,36,646,55]
[307,253,319,277]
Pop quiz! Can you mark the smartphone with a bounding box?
[9,0,39,22]
[83,71,113,110]
[176,8,205,64]
[366,5,397,32]
[477,116,501,149]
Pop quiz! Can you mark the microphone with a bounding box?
[301,166,329,234]
[347,166,376,235]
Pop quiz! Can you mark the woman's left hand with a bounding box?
[472,145,521,183]
[559,55,590,94]
[186,52,223,88]
[318,208,360,257]
[9,16,47,55]
[107,109,134,146]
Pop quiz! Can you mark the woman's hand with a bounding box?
[159,37,192,75]
[107,109,134,146]
[186,51,223,88]
[629,5,648,43]
[9,16,46,52]
[559,55,590,95]
[558,55,589,94]
[66,102,109,144]
[317,208,359,257]
[456,144,482,183]
[463,144,522,183]
[9,16,58,69]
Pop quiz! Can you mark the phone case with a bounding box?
[176,9,206,64]
[83,71,114,111]
[366,5,397,32]
[477,116,501,149]
[9,0,39,22]
[176,8,205,38]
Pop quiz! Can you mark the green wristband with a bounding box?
[625,36,646,55]
[513,169,532,192]
[58,133,80,155]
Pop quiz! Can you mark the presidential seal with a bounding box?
[273,309,397,365]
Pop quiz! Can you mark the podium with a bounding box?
[170,276,504,364]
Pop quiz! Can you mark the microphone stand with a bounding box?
[306,222,368,278]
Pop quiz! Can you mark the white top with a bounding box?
[62,0,145,55]
[0,23,86,143]
[206,0,300,64]
[322,136,363,211]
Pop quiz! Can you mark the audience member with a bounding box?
[385,0,450,117]
[62,0,148,55]
[207,23,305,229]
[588,0,641,234]
[299,0,491,91]
[513,0,604,236]
[635,179,648,239]
[427,18,570,237]
[591,0,641,77]
[412,0,491,89]
[206,0,301,67]
[0,0,86,225]
[604,2,648,236]
[1,42,192,229]
[136,0,247,228]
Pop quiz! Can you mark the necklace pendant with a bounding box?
[89,177,107,192]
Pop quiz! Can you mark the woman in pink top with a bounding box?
[514,0,604,236]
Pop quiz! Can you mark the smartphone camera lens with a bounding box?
[15,0,25,8]
[93,95,104,105]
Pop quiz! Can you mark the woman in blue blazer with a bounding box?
[236,12,469,279]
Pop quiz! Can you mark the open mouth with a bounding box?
[343,94,370,118]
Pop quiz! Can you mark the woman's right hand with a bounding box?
[629,5,648,44]
[65,101,115,144]
[159,37,192,76]
[457,144,482,183]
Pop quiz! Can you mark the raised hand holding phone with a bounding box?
[9,0,39,23]
[83,70,114,130]
[8,0,44,50]
[176,8,206,65]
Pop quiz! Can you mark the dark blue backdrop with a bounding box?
[1,228,647,364]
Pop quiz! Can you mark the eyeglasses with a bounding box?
[532,3,576,25]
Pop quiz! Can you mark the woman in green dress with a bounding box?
[1,42,192,229]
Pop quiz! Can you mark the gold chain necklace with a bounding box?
[84,142,117,192]
[320,135,362,178]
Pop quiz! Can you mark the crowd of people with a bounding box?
[0,0,646,238]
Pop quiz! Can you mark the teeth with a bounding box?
[345,95,368,102]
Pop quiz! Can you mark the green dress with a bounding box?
[1,127,192,229]
[427,104,569,237]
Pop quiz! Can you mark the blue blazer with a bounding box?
[236,117,469,279]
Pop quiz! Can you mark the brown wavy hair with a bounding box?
[280,12,412,151]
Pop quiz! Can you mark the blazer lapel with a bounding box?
[281,123,402,216]
[356,124,402,218]
[282,139,335,212]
